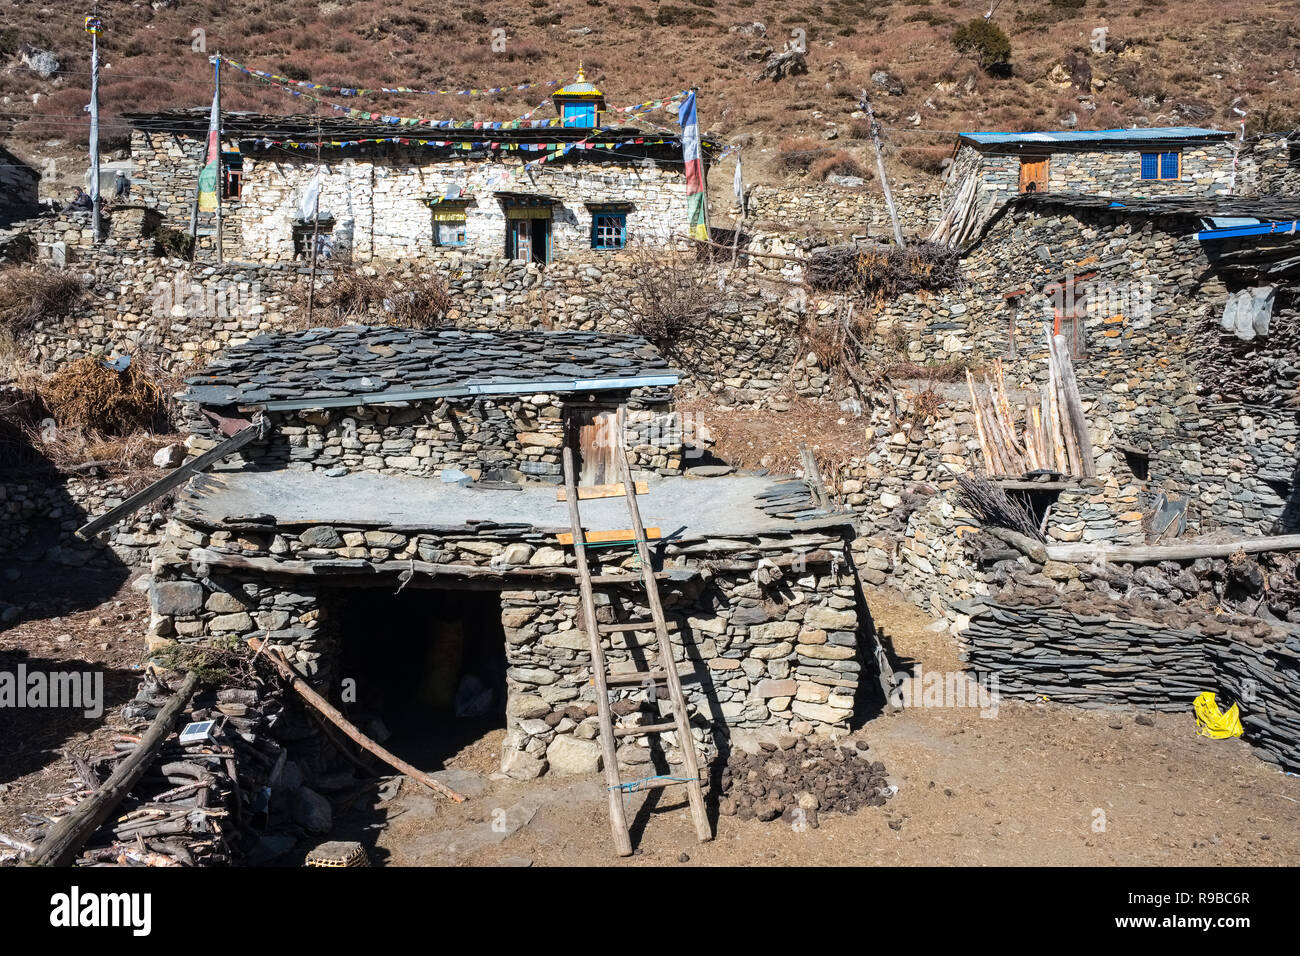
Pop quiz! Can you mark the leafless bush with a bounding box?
[955,473,1044,540]
[0,264,87,339]
[290,264,453,330]
[599,244,725,358]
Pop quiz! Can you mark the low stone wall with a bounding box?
[735,184,941,237]
[0,472,163,566]
[954,557,1300,770]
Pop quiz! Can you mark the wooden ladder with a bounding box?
[561,435,713,857]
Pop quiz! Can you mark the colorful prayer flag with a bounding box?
[197,85,220,213]
[678,91,708,242]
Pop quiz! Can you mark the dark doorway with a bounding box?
[507,215,550,264]
[330,588,508,771]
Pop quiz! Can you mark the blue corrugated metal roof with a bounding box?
[961,127,1232,146]
[1196,219,1300,241]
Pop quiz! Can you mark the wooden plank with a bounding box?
[556,481,647,501]
[1051,332,1097,478]
[75,421,264,540]
[562,445,633,857]
[1045,534,1300,564]
[557,527,661,546]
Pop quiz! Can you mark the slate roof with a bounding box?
[179,327,679,410]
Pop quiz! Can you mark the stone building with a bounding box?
[940,127,1236,211]
[122,72,717,265]
[144,327,875,780]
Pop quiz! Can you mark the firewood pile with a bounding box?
[805,241,960,295]
[14,670,287,867]
[716,736,893,827]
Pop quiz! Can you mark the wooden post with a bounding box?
[214,53,223,265]
[305,115,324,328]
[860,89,905,247]
[1051,331,1097,477]
[27,672,199,867]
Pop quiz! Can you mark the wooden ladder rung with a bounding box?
[589,573,646,586]
[613,720,679,738]
[605,669,670,686]
[620,775,704,792]
[598,619,677,634]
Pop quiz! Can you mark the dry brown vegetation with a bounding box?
[40,356,165,435]
[289,265,453,330]
[597,244,726,357]
[0,264,87,340]
[4,0,1297,204]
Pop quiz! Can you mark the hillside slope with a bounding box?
[1,0,1297,195]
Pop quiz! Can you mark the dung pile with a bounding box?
[717,736,893,827]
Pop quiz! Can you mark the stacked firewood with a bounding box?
[965,335,1096,478]
[16,672,287,867]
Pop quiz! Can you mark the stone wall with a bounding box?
[184,394,686,482]
[0,146,40,214]
[20,246,819,406]
[1239,132,1300,198]
[145,514,870,778]
[734,183,941,238]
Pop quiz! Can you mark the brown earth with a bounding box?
[2,1,1297,204]
[3,577,1297,866]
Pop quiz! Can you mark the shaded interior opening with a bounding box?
[329,587,508,772]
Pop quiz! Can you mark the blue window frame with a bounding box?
[591,212,627,250]
[563,102,596,128]
[1140,150,1180,181]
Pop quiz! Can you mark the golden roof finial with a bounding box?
[576,62,586,83]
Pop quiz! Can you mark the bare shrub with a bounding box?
[291,264,453,330]
[809,150,869,181]
[778,135,832,173]
[597,244,725,360]
[0,264,88,339]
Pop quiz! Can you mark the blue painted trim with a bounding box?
[1196,220,1300,240]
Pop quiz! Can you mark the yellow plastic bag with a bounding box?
[1193,692,1244,739]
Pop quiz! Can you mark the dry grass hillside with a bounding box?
[1,0,1298,196]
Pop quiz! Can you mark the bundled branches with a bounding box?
[295,264,452,330]
[806,241,960,295]
[955,473,1044,541]
[0,264,87,339]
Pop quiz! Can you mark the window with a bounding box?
[562,102,596,128]
[221,152,243,199]
[591,212,627,250]
[293,220,334,260]
[1140,151,1180,180]
[435,218,467,246]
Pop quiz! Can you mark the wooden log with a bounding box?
[1045,332,1079,475]
[27,672,199,867]
[965,369,994,473]
[985,526,1048,563]
[1045,534,1300,564]
[247,639,465,803]
[1051,332,1097,478]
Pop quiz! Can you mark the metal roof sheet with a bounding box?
[960,126,1232,147]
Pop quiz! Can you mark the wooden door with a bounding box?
[509,219,532,261]
[1019,157,1049,193]
[570,408,619,485]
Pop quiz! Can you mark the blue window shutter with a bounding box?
[1160,151,1178,179]
[1140,153,1158,180]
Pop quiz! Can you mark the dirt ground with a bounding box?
[3,576,1298,866]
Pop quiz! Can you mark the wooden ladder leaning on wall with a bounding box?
[560,410,713,857]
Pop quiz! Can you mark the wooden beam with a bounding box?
[247,639,465,803]
[76,421,265,540]
[1045,534,1300,564]
[27,672,199,867]
[557,528,661,546]
[556,481,648,501]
